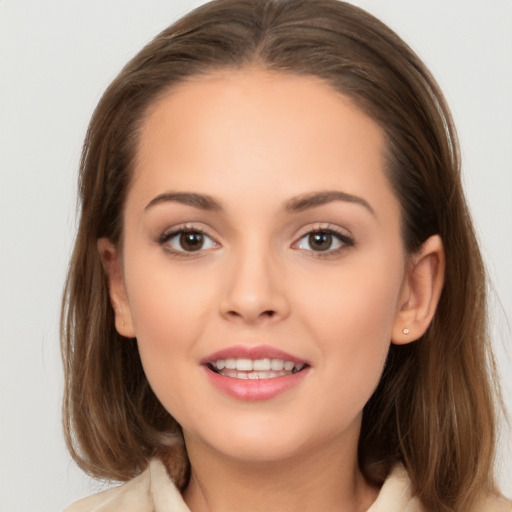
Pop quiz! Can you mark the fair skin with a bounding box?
[99,69,444,512]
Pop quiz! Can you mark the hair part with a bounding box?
[61,1,501,509]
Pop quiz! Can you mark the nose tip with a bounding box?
[219,256,289,325]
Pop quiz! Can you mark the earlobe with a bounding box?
[97,238,136,338]
[392,235,445,345]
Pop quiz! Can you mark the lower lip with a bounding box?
[204,367,309,401]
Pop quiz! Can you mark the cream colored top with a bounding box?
[65,459,511,512]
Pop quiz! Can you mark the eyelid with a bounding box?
[158,223,220,256]
[291,223,355,256]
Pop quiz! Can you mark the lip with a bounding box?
[201,344,307,365]
[201,345,310,401]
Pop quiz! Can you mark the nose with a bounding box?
[219,246,290,325]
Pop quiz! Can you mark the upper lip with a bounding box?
[201,345,308,365]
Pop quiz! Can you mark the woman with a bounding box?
[62,0,511,510]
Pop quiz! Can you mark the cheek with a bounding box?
[122,254,217,391]
[125,248,215,337]
[125,271,219,427]
[301,251,403,344]
[299,254,403,411]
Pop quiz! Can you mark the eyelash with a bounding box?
[158,225,219,257]
[293,225,355,258]
[157,224,355,258]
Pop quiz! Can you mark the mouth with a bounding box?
[207,358,307,380]
[202,346,310,400]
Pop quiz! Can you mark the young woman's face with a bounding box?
[111,69,413,464]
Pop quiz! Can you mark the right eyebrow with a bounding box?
[144,192,222,212]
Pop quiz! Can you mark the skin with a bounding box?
[100,68,444,512]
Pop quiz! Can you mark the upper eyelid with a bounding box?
[156,222,353,245]
[157,224,220,249]
[291,224,355,252]
[294,223,352,239]
[159,223,216,238]
[158,226,220,257]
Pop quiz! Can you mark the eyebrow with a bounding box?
[285,191,375,216]
[144,189,374,216]
[144,192,222,212]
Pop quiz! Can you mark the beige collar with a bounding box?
[66,458,510,512]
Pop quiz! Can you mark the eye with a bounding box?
[160,228,218,253]
[294,228,354,253]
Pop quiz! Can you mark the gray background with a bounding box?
[1,1,510,510]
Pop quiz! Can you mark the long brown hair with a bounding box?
[61,1,501,510]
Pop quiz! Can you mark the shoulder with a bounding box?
[369,465,512,512]
[64,459,190,512]
[368,465,423,511]
[471,493,512,512]
[64,467,153,512]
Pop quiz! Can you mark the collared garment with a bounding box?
[65,459,511,512]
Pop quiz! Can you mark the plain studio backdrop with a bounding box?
[0,1,511,510]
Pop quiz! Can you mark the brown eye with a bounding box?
[160,228,217,253]
[180,231,204,251]
[308,232,333,251]
[294,228,354,254]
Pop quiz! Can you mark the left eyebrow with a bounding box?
[284,190,375,216]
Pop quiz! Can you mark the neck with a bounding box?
[182,431,378,512]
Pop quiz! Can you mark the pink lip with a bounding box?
[201,344,306,365]
[204,367,309,401]
[201,344,310,401]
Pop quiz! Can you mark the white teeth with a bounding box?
[236,358,253,371]
[212,358,307,379]
[225,358,236,369]
[220,369,292,379]
[283,361,295,371]
[270,359,284,371]
[252,358,271,371]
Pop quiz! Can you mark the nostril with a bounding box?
[262,310,276,317]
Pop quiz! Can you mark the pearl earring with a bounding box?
[402,328,410,334]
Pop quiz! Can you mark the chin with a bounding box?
[184,418,328,466]
[213,437,307,464]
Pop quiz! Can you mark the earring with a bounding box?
[402,328,410,334]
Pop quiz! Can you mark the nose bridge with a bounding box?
[220,236,289,323]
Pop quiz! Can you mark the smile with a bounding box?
[202,346,310,400]
[210,358,306,379]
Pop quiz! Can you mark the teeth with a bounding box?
[236,358,253,371]
[270,359,284,371]
[253,358,270,371]
[225,358,236,369]
[283,361,294,371]
[212,358,306,379]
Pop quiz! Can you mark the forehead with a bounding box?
[130,68,396,217]
[139,67,383,154]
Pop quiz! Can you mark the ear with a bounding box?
[97,238,136,338]
[392,235,445,345]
